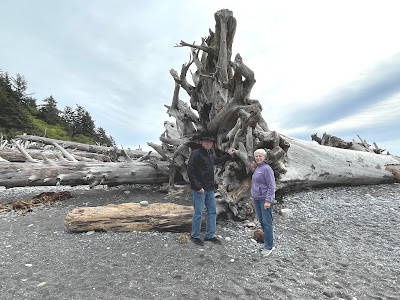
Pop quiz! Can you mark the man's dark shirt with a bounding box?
[187,146,231,191]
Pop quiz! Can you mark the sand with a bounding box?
[0,183,399,300]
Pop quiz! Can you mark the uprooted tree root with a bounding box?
[0,191,72,215]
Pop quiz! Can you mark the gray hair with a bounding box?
[254,148,267,157]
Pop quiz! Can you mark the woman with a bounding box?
[251,148,276,257]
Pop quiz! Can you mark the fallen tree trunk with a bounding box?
[0,161,169,188]
[64,203,194,233]
[277,137,400,194]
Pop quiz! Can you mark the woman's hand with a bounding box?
[251,161,257,170]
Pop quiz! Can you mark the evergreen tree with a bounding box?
[95,127,116,147]
[76,105,95,138]
[38,96,60,125]
[11,73,28,103]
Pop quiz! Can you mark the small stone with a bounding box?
[25,264,32,267]
[86,231,95,235]
[164,244,168,247]
[230,259,235,262]
[27,224,34,227]
[37,282,46,287]
[124,190,131,194]
[140,201,148,206]
[224,237,231,241]
[280,208,292,217]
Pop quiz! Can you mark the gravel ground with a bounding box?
[0,183,399,300]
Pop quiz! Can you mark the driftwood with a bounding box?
[311,133,387,154]
[0,148,111,162]
[0,160,169,188]
[147,9,400,221]
[64,203,194,233]
[14,134,161,161]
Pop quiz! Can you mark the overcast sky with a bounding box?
[1,0,400,155]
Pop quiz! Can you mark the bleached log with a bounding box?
[0,161,169,188]
[277,137,400,193]
[52,141,77,162]
[11,139,39,163]
[64,203,194,233]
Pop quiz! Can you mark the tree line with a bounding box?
[0,69,115,147]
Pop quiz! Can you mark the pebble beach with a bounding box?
[0,183,399,299]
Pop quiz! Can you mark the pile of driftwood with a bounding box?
[312,133,388,154]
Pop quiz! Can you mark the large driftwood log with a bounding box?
[278,137,400,193]
[64,203,194,233]
[0,161,169,188]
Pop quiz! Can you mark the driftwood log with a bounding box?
[64,203,194,233]
[0,161,169,188]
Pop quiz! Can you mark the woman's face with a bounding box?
[254,153,266,164]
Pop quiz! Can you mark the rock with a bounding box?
[280,208,292,217]
[224,237,231,241]
[253,229,263,243]
[139,200,148,206]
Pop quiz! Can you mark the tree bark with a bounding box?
[64,203,194,233]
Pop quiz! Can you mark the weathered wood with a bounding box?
[64,203,194,233]
[0,148,112,162]
[14,134,161,160]
[0,161,169,188]
[277,137,400,193]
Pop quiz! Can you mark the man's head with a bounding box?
[201,135,215,150]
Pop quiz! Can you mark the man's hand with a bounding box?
[197,188,205,194]
[228,148,235,156]
[251,161,257,170]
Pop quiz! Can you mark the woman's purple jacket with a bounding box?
[251,161,276,203]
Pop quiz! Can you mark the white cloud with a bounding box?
[315,94,400,133]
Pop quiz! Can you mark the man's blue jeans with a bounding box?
[191,190,216,239]
[254,199,274,250]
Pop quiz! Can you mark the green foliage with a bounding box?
[38,96,60,125]
[0,86,34,133]
[72,134,95,145]
[1,69,116,146]
[30,117,70,140]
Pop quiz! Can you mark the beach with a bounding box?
[1,183,399,300]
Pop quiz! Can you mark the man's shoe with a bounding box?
[204,237,222,245]
[261,246,275,257]
[190,236,204,246]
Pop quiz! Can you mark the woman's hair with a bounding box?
[254,148,267,157]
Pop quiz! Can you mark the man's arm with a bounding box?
[187,151,202,191]
[214,148,235,165]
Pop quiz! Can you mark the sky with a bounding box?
[1,0,400,155]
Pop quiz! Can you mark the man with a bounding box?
[187,134,234,246]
